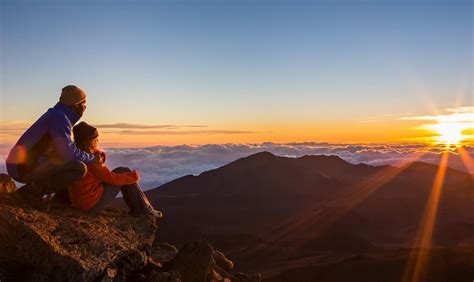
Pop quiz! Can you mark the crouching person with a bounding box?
[69,122,162,218]
[6,85,101,209]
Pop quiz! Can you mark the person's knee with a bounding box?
[113,167,132,173]
[66,161,87,178]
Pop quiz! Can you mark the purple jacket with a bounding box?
[6,102,96,181]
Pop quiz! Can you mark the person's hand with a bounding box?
[99,151,106,162]
[94,151,105,164]
[132,170,141,180]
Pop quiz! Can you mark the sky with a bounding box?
[1,0,472,146]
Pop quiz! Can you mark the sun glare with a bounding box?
[431,122,465,146]
[408,108,474,148]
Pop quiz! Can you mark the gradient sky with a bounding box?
[1,0,472,145]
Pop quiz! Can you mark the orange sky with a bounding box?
[1,107,472,147]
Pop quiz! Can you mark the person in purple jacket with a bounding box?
[6,85,102,209]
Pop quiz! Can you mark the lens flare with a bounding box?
[431,122,465,146]
[402,107,474,149]
[6,145,28,164]
[403,152,450,282]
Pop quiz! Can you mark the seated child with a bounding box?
[68,121,162,218]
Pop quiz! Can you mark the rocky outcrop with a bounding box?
[0,193,157,281]
[135,241,261,282]
[0,193,260,282]
[163,241,260,282]
[0,174,16,193]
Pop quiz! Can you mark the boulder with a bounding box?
[150,242,179,263]
[164,241,215,282]
[161,241,261,282]
[0,174,16,193]
[0,193,157,281]
[234,272,262,282]
[213,250,234,273]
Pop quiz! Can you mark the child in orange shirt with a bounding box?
[69,122,162,218]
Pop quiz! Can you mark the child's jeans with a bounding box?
[88,167,154,216]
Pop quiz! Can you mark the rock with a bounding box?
[161,241,261,282]
[112,249,148,274]
[214,265,232,281]
[234,272,262,282]
[101,267,121,282]
[0,193,260,282]
[0,193,157,281]
[0,174,16,193]
[164,240,215,282]
[150,242,179,263]
[213,250,234,272]
[142,271,181,282]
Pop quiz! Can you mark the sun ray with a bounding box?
[265,148,432,244]
[403,106,474,149]
[457,146,474,174]
[402,151,450,282]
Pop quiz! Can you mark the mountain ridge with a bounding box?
[141,151,473,281]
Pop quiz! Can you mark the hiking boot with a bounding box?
[147,208,163,219]
[129,208,163,219]
[14,183,48,210]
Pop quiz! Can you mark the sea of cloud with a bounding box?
[1,143,472,190]
[103,142,473,190]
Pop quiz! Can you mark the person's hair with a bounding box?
[75,138,93,153]
[73,122,99,153]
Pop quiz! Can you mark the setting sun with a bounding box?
[404,107,474,148]
[432,122,465,146]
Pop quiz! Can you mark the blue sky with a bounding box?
[1,0,472,145]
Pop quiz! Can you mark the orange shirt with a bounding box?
[69,162,139,211]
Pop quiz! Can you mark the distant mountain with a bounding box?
[146,152,383,237]
[144,151,474,281]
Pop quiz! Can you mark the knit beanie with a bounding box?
[59,85,87,106]
[73,122,99,144]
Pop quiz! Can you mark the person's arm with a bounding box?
[48,114,97,163]
[88,163,140,186]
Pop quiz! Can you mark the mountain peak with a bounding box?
[299,154,345,162]
[218,151,277,169]
[403,161,462,175]
[247,151,276,159]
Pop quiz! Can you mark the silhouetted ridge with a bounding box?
[152,152,394,199]
[246,151,276,159]
[400,161,472,184]
[212,151,277,171]
[300,154,345,161]
[403,161,441,171]
[138,152,474,282]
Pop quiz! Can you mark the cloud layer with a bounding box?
[1,142,472,190]
[102,142,473,190]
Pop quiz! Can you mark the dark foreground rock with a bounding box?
[0,174,16,193]
[156,241,261,282]
[0,193,157,281]
[0,193,260,282]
